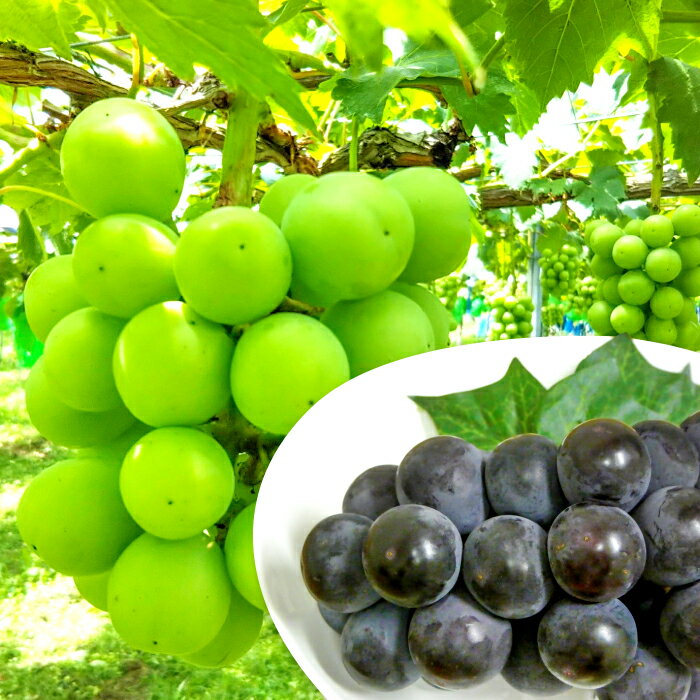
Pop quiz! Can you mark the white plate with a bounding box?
[255,336,700,700]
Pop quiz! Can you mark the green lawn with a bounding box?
[0,370,322,700]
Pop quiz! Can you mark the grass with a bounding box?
[0,369,323,700]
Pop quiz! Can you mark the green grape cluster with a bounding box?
[487,291,534,340]
[19,98,476,662]
[573,275,598,315]
[541,301,567,333]
[538,244,582,297]
[586,208,700,349]
[433,273,467,311]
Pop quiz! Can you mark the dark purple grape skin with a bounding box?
[634,420,699,494]
[557,418,651,511]
[300,513,380,613]
[501,616,571,696]
[462,515,554,619]
[484,434,567,528]
[660,580,700,669]
[342,464,399,520]
[619,579,669,643]
[631,485,700,586]
[680,412,700,487]
[408,585,512,690]
[537,598,638,689]
[595,641,692,700]
[341,599,420,691]
[362,504,462,608]
[318,602,349,634]
[396,435,486,536]
[547,503,646,602]
[689,671,700,699]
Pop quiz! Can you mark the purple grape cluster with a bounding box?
[300,415,700,697]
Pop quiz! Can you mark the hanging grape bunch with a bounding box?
[488,290,534,340]
[586,211,700,349]
[539,243,582,298]
[541,301,567,334]
[433,273,467,313]
[573,275,598,316]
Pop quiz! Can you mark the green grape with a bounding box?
[17,457,141,576]
[645,315,678,345]
[60,98,185,220]
[175,207,292,325]
[289,278,336,309]
[601,275,624,306]
[224,502,266,611]
[671,204,700,237]
[74,569,111,611]
[491,321,505,334]
[583,219,605,245]
[553,262,565,272]
[108,533,231,655]
[610,304,645,335]
[73,214,179,318]
[390,282,451,349]
[675,321,700,350]
[120,428,234,540]
[75,421,151,461]
[645,248,682,283]
[24,255,87,342]
[649,286,684,320]
[517,321,533,336]
[676,297,698,324]
[631,331,647,340]
[559,254,569,263]
[640,215,675,248]
[590,223,624,257]
[502,311,515,324]
[587,300,615,335]
[624,219,644,236]
[385,167,473,282]
[590,254,623,279]
[231,312,349,434]
[322,291,434,377]
[42,307,125,412]
[492,306,505,321]
[612,235,649,269]
[566,260,578,270]
[180,585,263,668]
[25,358,135,448]
[671,236,700,269]
[504,295,518,309]
[545,279,556,290]
[504,322,518,335]
[618,270,655,305]
[513,303,527,319]
[113,301,234,427]
[258,173,316,227]
[674,267,700,297]
[282,172,414,302]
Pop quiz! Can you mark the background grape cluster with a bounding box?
[487,289,534,340]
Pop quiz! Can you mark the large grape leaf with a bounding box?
[571,165,625,219]
[657,0,700,65]
[503,0,662,108]
[102,0,316,132]
[646,56,700,184]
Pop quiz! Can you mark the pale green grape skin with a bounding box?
[601,275,624,306]
[676,297,698,324]
[631,331,647,340]
[230,313,349,435]
[675,321,700,350]
[60,97,185,221]
[645,248,682,283]
[224,502,266,611]
[587,300,616,335]
[113,301,234,427]
[390,282,450,349]
[107,533,231,655]
[590,223,624,257]
[17,457,141,576]
[610,304,645,335]
[673,267,700,298]
[74,569,111,611]
[120,427,234,540]
[385,167,473,282]
[179,585,263,668]
[43,307,125,412]
[24,255,88,342]
[322,290,434,377]
[75,421,151,461]
[258,173,316,227]
[671,204,700,237]
[282,172,414,302]
[640,215,675,248]
[175,207,292,325]
[618,270,656,306]
[289,278,337,309]
[26,358,135,448]
[73,214,179,318]
[612,235,649,269]
[624,219,644,236]
[645,315,678,345]
[584,218,607,245]
[590,254,623,279]
[671,236,700,269]
[649,286,684,320]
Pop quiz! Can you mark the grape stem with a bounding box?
[647,91,664,213]
[126,34,144,99]
[0,130,64,185]
[275,296,324,317]
[349,117,360,172]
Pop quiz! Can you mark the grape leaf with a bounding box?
[571,165,625,219]
[657,0,700,65]
[102,0,316,132]
[267,0,308,26]
[503,0,662,108]
[647,56,700,184]
[17,211,45,270]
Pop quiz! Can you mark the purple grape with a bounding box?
[631,485,700,586]
[362,504,461,608]
[619,579,669,643]
[342,464,399,520]
[557,418,651,511]
[485,433,567,527]
[300,513,379,613]
[547,503,646,602]
[634,420,699,493]
[681,411,700,487]
[318,602,349,634]
[660,580,700,669]
[595,641,692,700]
[408,584,512,690]
[462,515,554,619]
[341,599,420,691]
[538,598,638,689]
[396,435,486,536]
